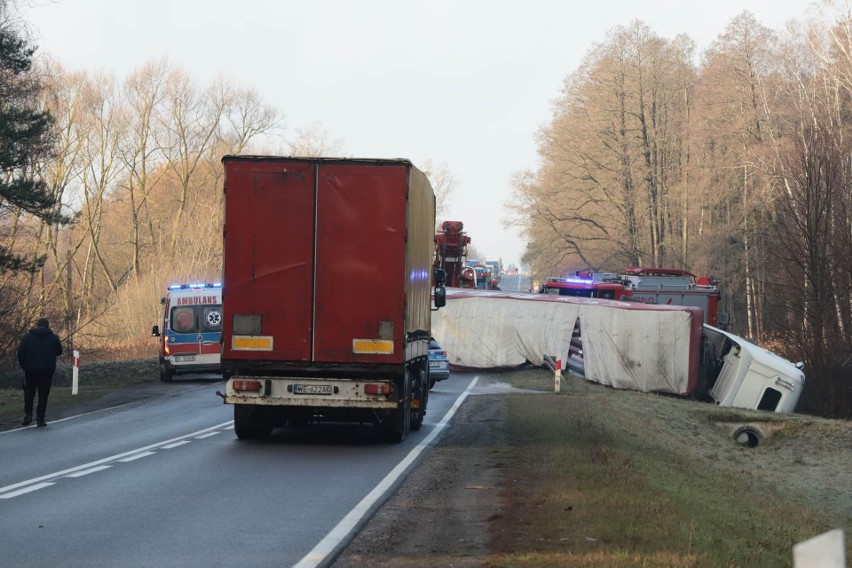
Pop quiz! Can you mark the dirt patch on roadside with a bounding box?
[333,388,509,567]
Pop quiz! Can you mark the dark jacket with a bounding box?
[17,326,63,376]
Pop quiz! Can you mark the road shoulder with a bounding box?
[332,391,507,567]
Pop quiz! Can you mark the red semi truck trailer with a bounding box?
[218,156,446,441]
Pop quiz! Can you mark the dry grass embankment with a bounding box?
[487,370,851,567]
[0,358,161,430]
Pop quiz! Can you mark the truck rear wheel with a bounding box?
[383,370,411,442]
[160,367,173,383]
[384,407,409,443]
[411,365,427,431]
[234,405,273,440]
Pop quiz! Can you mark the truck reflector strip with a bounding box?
[232,336,274,351]
[352,339,394,354]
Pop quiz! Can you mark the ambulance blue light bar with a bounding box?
[168,282,223,290]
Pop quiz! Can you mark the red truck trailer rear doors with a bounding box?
[223,158,408,366]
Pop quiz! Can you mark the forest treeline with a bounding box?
[0,6,455,361]
[1,5,850,416]
[0,53,281,359]
[509,7,852,417]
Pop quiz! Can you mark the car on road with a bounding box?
[473,265,490,288]
[428,339,450,388]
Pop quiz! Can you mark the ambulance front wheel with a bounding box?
[160,367,173,383]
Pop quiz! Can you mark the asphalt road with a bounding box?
[498,273,532,293]
[0,376,479,568]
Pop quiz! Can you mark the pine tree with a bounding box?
[0,17,63,272]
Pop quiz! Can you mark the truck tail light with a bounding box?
[364,383,392,395]
[232,380,262,392]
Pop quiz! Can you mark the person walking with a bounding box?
[17,318,63,427]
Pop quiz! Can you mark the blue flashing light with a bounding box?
[167,282,222,291]
[408,269,433,283]
[563,276,594,285]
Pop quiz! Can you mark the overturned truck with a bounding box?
[432,289,805,413]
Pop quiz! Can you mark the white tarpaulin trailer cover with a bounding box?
[432,289,703,396]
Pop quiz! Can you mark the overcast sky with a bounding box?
[22,0,818,268]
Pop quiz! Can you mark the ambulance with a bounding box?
[151,282,223,382]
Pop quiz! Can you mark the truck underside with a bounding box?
[223,357,430,442]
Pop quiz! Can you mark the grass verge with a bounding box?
[0,358,160,429]
[486,370,849,568]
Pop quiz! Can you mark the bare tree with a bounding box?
[119,58,170,279]
[77,71,127,295]
[692,12,779,339]
[759,10,852,416]
[220,83,282,154]
[510,21,695,278]
[419,159,456,222]
[286,120,344,157]
[157,69,224,257]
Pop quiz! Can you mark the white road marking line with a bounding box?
[0,420,234,498]
[65,465,112,478]
[0,482,55,499]
[194,432,220,439]
[119,451,156,463]
[161,440,191,449]
[293,377,481,568]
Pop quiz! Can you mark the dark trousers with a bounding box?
[23,373,53,420]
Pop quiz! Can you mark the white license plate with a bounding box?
[293,384,334,395]
[173,355,196,362]
[429,361,442,367]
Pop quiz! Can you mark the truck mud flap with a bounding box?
[233,405,273,440]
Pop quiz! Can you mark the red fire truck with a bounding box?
[540,267,725,327]
[434,220,471,288]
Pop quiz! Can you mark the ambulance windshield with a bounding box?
[170,305,223,334]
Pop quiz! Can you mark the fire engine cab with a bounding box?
[541,267,725,327]
[151,282,223,382]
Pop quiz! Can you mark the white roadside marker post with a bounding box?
[793,529,845,567]
[554,358,562,393]
[72,350,80,395]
